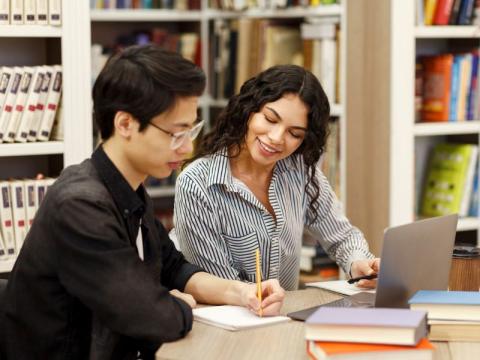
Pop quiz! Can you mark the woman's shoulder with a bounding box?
[178,155,217,187]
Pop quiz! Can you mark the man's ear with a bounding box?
[113,111,136,139]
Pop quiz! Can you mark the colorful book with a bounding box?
[305,308,428,346]
[307,338,434,360]
[433,0,455,25]
[420,143,478,217]
[409,290,480,321]
[422,54,453,122]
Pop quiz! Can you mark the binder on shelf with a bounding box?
[35,180,47,207]
[15,68,44,143]
[10,0,23,25]
[4,67,34,143]
[37,65,62,141]
[0,67,13,114]
[0,0,9,25]
[24,179,37,231]
[0,67,23,143]
[50,99,63,141]
[0,181,16,257]
[36,0,48,25]
[48,0,62,26]
[28,66,52,142]
[9,181,27,253]
[0,226,6,259]
[24,0,36,25]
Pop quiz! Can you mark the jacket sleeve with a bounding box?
[53,195,193,346]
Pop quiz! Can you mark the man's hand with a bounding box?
[170,289,197,309]
[241,279,285,317]
[350,258,381,288]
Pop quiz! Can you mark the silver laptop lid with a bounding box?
[374,214,458,308]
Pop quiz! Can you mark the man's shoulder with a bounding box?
[49,159,112,205]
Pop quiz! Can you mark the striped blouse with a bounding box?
[173,150,374,290]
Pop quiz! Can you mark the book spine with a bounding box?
[4,67,34,143]
[0,0,9,25]
[28,66,52,141]
[15,68,44,143]
[9,182,27,253]
[37,65,62,141]
[10,0,23,25]
[449,0,463,24]
[36,0,48,25]
[458,0,475,25]
[0,68,23,143]
[0,67,13,113]
[48,0,62,26]
[424,0,438,25]
[23,180,37,232]
[24,0,37,24]
[434,0,455,25]
[0,182,16,256]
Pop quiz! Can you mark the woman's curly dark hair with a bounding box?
[190,64,330,224]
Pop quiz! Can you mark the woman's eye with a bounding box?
[289,131,303,139]
[264,115,275,123]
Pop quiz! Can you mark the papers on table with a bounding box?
[193,305,290,331]
[306,280,376,296]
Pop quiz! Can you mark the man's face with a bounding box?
[125,96,199,180]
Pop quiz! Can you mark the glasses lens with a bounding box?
[190,120,204,140]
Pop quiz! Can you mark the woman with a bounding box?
[173,64,379,291]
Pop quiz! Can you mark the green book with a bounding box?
[420,143,478,217]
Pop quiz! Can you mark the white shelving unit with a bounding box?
[346,0,480,256]
[90,2,348,204]
[0,0,93,273]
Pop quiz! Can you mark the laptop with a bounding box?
[288,214,458,321]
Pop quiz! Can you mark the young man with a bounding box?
[0,45,284,360]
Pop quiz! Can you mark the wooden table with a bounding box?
[157,288,480,360]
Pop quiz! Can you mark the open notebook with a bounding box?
[306,280,376,296]
[193,305,290,331]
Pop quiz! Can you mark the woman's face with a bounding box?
[244,93,308,168]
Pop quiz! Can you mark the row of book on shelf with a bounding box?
[0,65,63,143]
[0,177,55,260]
[90,0,338,10]
[419,142,478,218]
[0,0,61,25]
[211,16,339,103]
[416,52,480,123]
[90,16,340,104]
[418,0,480,26]
[305,290,480,359]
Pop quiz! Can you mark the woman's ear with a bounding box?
[113,111,136,139]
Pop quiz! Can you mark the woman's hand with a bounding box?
[241,279,285,317]
[170,289,197,309]
[350,258,381,288]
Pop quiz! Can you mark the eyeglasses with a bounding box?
[148,119,205,150]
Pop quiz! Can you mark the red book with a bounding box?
[434,0,455,25]
[422,54,454,122]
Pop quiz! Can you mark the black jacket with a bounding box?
[0,146,203,360]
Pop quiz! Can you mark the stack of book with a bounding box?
[0,65,62,143]
[409,290,480,342]
[0,0,61,26]
[0,177,55,260]
[305,307,434,359]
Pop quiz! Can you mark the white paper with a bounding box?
[306,280,376,296]
[193,305,290,331]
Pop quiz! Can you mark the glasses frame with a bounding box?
[148,119,204,150]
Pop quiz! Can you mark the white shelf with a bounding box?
[0,257,15,273]
[331,104,343,117]
[414,121,480,136]
[205,5,343,19]
[146,186,175,198]
[415,26,480,38]
[0,141,65,157]
[90,9,203,21]
[457,217,480,231]
[0,25,62,38]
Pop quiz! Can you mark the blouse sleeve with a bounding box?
[305,169,375,275]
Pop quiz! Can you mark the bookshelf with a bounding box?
[346,0,480,257]
[90,2,348,280]
[90,1,347,203]
[0,0,93,273]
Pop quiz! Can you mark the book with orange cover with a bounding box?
[422,54,453,122]
[307,338,434,360]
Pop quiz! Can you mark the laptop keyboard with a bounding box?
[321,292,375,308]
